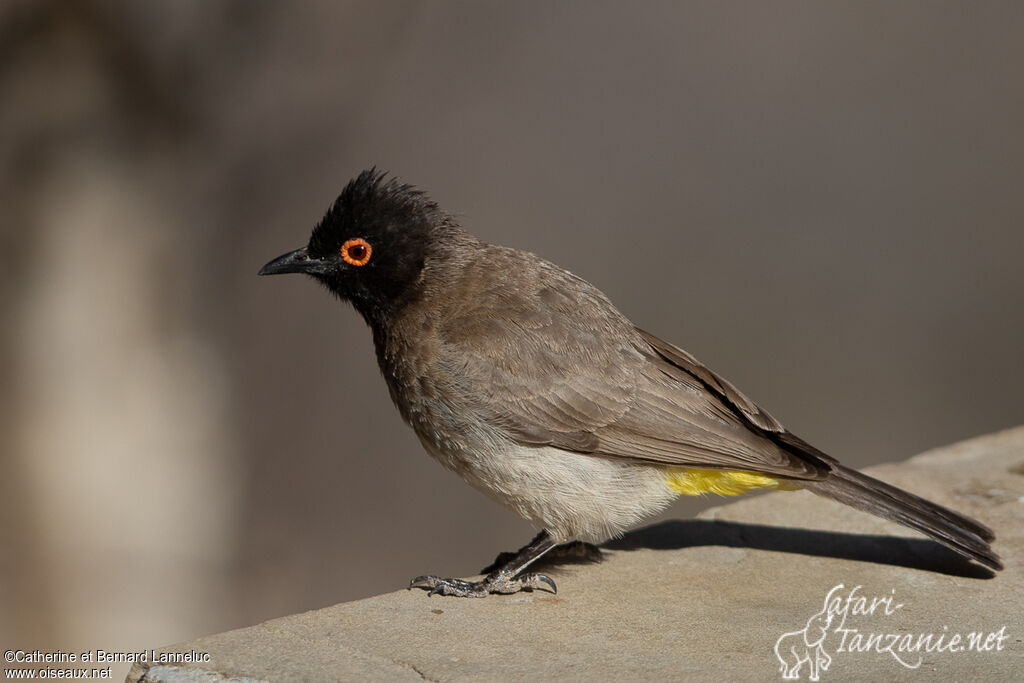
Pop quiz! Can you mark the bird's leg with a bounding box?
[410,530,558,597]
[481,539,603,573]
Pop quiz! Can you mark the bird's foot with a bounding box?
[411,530,559,597]
[410,571,556,597]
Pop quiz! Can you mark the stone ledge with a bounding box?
[129,427,1024,682]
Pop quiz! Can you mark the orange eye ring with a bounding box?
[341,238,372,266]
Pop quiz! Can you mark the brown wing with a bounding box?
[437,248,827,480]
[436,255,635,453]
[599,328,828,479]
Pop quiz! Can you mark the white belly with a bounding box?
[419,437,678,544]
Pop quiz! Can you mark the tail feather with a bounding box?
[802,464,1002,571]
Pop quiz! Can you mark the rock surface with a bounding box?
[128,428,1024,682]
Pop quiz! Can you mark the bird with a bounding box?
[259,169,1001,597]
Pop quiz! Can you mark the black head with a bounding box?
[260,170,449,325]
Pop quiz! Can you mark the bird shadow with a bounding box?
[526,519,995,579]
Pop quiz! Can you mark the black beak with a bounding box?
[259,247,326,276]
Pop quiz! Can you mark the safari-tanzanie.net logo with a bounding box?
[773,583,1008,680]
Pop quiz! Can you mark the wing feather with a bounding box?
[435,248,828,480]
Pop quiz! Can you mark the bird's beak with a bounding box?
[259,247,326,276]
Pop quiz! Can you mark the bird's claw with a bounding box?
[409,572,557,597]
[523,572,558,594]
[410,575,488,598]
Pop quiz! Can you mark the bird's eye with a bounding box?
[341,238,372,266]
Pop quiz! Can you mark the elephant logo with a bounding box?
[774,584,843,680]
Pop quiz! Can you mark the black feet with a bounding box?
[409,530,559,598]
[410,571,556,597]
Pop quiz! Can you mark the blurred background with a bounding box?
[1,0,1022,667]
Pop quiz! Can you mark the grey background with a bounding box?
[1,0,1022,664]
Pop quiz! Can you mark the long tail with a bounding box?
[801,463,1002,571]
